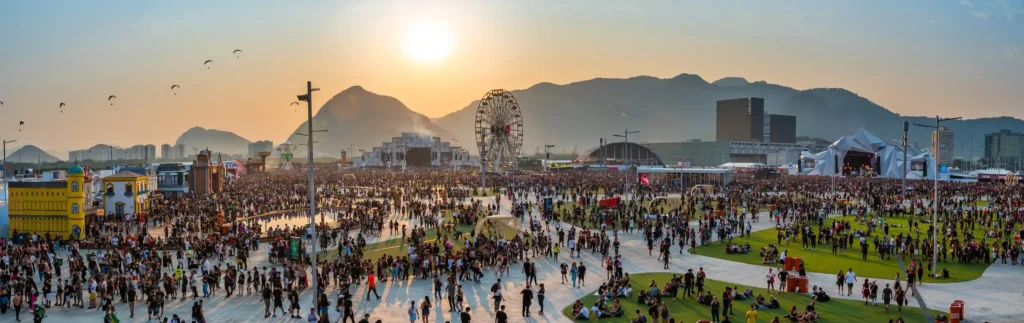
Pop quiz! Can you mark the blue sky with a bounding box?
[1,0,1022,152]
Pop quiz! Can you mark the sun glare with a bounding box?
[402,21,454,63]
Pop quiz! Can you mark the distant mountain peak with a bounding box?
[4,144,61,162]
[712,77,750,86]
[669,73,708,84]
[341,85,367,94]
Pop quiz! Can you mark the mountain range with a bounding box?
[283,86,452,156]
[175,126,253,156]
[91,73,1024,158]
[3,145,62,163]
[433,74,1024,153]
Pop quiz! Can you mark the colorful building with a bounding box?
[102,170,150,217]
[7,165,87,239]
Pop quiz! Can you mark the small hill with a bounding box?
[283,86,453,155]
[712,77,750,87]
[4,145,61,163]
[175,127,252,155]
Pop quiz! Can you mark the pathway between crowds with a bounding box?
[40,194,1023,323]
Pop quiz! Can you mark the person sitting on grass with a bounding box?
[630,309,648,323]
[810,286,830,302]
[575,303,591,320]
[608,299,624,317]
[619,285,633,298]
[732,286,753,300]
[754,295,769,310]
[767,295,781,309]
[698,291,714,305]
[591,302,605,319]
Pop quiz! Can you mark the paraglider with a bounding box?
[204,60,213,68]
[0,101,4,105]
[59,102,66,113]
[108,95,117,105]
[233,49,242,58]
[19,121,24,131]
[171,84,180,95]
[291,101,299,112]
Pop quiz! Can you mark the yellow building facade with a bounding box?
[7,165,87,239]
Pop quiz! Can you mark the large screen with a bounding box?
[406,147,432,167]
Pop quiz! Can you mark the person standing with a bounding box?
[766,269,776,293]
[490,279,503,309]
[536,284,546,316]
[745,305,758,323]
[520,285,533,317]
[446,282,457,312]
[684,269,695,298]
[460,307,472,323]
[710,296,721,323]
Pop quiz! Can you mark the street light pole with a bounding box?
[613,129,639,165]
[902,121,908,197]
[297,81,322,305]
[914,115,962,277]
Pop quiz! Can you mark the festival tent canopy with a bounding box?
[809,128,935,179]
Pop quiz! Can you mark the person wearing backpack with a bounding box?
[490,279,503,309]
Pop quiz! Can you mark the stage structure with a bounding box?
[475,89,524,172]
[357,133,476,168]
[806,128,938,179]
[277,142,296,170]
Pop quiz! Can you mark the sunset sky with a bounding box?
[2,0,1023,154]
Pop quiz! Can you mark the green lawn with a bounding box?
[561,273,945,323]
[695,216,993,283]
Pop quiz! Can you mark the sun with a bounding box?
[402,21,454,63]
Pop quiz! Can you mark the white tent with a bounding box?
[808,128,936,179]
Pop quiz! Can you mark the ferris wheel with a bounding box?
[475,89,524,172]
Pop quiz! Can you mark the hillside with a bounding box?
[433,74,1024,153]
[283,86,453,156]
[4,145,62,163]
[175,127,252,155]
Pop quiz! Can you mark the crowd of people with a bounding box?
[0,166,1019,322]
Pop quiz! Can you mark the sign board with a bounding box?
[940,165,949,173]
[289,236,301,260]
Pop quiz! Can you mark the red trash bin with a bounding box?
[797,277,809,293]
[786,277,798,292]
[793,257,803,270]
[949,300,964,323]
[784,256,794,271]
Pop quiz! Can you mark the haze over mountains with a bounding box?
[3,145,62,163]
[175,127,253,156]
[282,86,452,156]
[26,73,1022,159]
[433,74,1024,153]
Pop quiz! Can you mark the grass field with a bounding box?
[694,215,993,283]
[561,273,945,323]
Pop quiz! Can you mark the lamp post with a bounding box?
[902,121,909,197]
[914,115,962,278]
[296,81,324,305]
[109,145,122,170]
[613,129,639,165]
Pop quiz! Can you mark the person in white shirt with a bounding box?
[591,304,603,318]
[576,306,590,319]
[845,268,857,296]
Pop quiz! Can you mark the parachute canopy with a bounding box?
[108,95,116,100]
[233,49,242,58]
[59,102,65,108]
[204,59,213,68]
[171,85,180,90]
[290,102,299,106]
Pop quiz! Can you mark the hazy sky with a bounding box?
[2,0,1023,154]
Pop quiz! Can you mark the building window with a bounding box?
[71,181,79,192]
[106,183,114,193]
[72,203,79,214]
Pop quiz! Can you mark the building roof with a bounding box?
[104,170,146,179]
